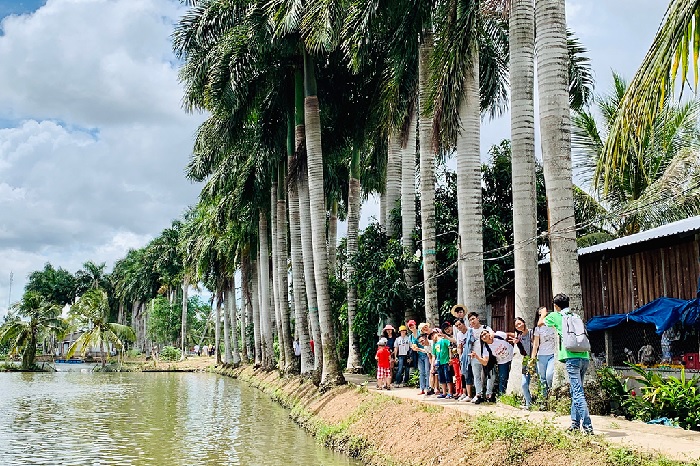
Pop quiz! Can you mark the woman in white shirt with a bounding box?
[531,306,556,396]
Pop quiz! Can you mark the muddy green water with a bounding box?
[0,371,359,465]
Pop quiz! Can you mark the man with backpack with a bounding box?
[542,293,593,435]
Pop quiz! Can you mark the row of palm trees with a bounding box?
[165,0,700,387]
[166,0,595,386]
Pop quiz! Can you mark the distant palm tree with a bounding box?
[0,291,64,370]
[66,289,135,368]
[574,72,700,235]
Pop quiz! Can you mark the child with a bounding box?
[432,330,454,399]
[376,337,392,390]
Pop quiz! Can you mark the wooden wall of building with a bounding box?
[488,234,700,328]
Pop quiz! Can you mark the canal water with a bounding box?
[0,371,360,465]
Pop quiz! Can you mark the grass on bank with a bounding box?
[218,365,700,466]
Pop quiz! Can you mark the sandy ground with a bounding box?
[343,373,700,464]
[123,354,221,371]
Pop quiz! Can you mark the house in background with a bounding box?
[489,216,700,368]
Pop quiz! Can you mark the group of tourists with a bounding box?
[375,293,594,434]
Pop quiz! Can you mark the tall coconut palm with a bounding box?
[302,50,344,384]
[67,289,135,368]
[573,72,700,235]
[601,0,700,193]
[0,291,64,370]
[276,159,294,371]
[400,108,419,308]
[228,275,241,365]
[288,78,314,374]
[510,0,539,322]
[345,145,363,371]
[418,32,440,325]
[429,3,509,322]
[535,0,582,311]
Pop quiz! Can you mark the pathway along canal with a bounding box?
[0,371,359,465]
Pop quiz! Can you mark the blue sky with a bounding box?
[0,0,677,317]
[0,0,44,20]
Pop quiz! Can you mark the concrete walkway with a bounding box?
[344,373,700,463]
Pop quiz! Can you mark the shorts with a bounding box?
[377,366,391,379]
[464,363,474,385]
[438,364,451,385]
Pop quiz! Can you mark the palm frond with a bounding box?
[600,0,700,193]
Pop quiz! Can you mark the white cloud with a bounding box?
[0,0,204,318]
[0,0,186,126]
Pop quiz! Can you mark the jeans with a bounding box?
[497,361,511,395]
[566,358,592,430]
[537,354,555,396]
[417,353,430,391]
[395,355,410,384]
[471,356,494,397]
[521,372,532,407]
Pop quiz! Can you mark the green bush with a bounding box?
[596,363,700,430]
[625,364,700,430]
[596,365,632,418]
[159,346,181,361]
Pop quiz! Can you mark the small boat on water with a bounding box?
[54,359,84,364]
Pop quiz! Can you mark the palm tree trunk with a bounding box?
[230,276,240,365]
[289,174,313,375]
[511,0,540,321]
[215,291,222,364]
[223,284,232,364]
[386,133,402,238]
[401,107,419,322]
[277,159,294,372]
[258,212,275,369]
[535,0,582,312]
[117,300,125,326]
[181,279,188,357]
[270,176,283,370]
[303,50,344,386]
[291,69,315,376]
[379,193,386,228]
[419,33,439,325]
[346,145,363,371]
[456,50,487,317]
[240,253,250,363]
[249,253,262,365]
[328,199,338,276]
[297,72,323,374]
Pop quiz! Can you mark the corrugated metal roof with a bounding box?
[537,216,700,265]
[578,215,700,256]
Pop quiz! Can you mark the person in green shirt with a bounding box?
[431,331,453,399]
[542,293,593,434]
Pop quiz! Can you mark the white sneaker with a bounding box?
[461,395,472,402]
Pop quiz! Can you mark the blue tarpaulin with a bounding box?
[587,297,687,335]
[675,298,700,327]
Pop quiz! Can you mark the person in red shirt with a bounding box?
[375,337,392,390]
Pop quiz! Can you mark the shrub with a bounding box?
[596,365,632,418]
[625,364,700,430]
[159,346,181,361]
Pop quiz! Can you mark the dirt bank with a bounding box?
[216,365,696,466]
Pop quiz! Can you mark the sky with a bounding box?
[0,0,670,318]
